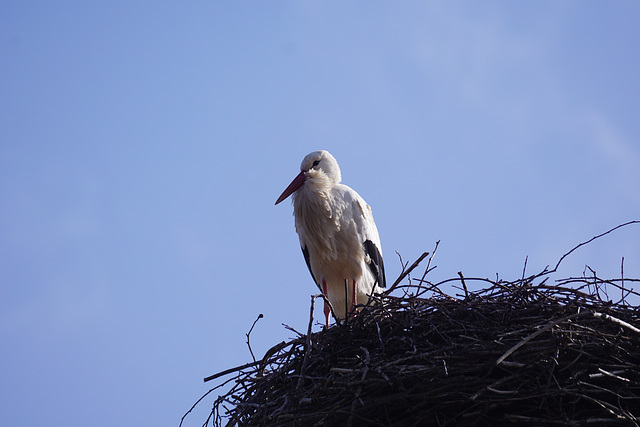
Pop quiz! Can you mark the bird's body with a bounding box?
[276,150,385,326]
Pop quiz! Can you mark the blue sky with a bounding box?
[1,2,639,426]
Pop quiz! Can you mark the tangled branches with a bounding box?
[183,223,640,426]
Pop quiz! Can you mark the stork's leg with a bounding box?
[322,278,331,328]
[351,279,357,313]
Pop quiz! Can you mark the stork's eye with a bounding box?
[312,160,320,167]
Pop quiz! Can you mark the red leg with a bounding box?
[322,279,330,328]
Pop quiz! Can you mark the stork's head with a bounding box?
[275,150,342,205]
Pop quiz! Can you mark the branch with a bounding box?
[551,220,640,273]
[297,294,321,389]
[203,340,294,383]
[495,311,589,366]
[246,313,263,363]
[203,360,260,383]
[592,312,640,334]
[457,271,470,300]
[384,251,429,295]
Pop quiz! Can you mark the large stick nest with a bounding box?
[184,225,640,427]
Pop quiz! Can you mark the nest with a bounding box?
[183,225,640,427]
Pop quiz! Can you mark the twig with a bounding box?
[551,220,640,273]
[357,305,385,352]
[621,256,625,305]
[282,323,304,337]
[458,271,470,300]
[596,368,631,383]
[592,312,640,334]
[395,251,408,274]
[203,360,260,383]
[297,294,320,389]
[496,311,589,366]
[246,313,263,363]
[417,240,440,294]
[257,340,294,376]
[180,375,238,426]
[385,252,429,295]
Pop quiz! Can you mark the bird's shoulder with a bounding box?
[332,184,371,212]
[332,184,379,238]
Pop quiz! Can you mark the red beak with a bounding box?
[275,170,307,205]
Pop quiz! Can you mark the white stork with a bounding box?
[275,150,385,327]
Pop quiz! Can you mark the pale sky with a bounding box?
[1,2,639,426]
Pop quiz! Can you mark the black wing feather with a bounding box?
[301,245,319,288]
[363,239,386,288]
